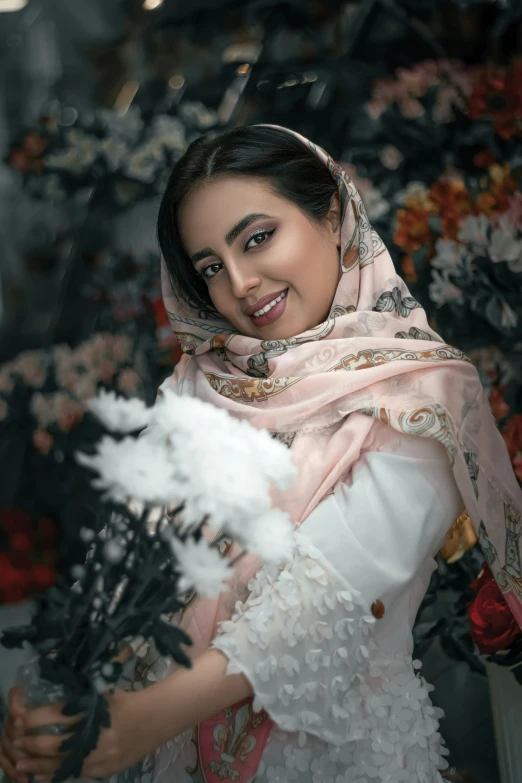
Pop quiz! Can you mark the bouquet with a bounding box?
[1,389,296,780]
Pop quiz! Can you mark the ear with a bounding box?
[325,192,341,247]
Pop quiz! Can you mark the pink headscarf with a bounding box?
[159,124,522,774]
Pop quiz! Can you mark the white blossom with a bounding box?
[489,228,522,269]
[100,137,129,171]
[457,213,490,248]
[170,537,231,597]
[87,390,150,433]
[241,509,296,564]
[431,239,464,270]
[150,116,186,149]
[76,435,182,504]
[428,270,463,308]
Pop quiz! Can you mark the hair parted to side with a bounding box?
[157,125,338,317]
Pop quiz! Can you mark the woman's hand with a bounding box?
[1,686,155,783]
[0,686,30,783]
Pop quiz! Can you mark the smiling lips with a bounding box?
[245,289,288,316]
[245,288,289,327]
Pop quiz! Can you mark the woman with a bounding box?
[2,125,521,783]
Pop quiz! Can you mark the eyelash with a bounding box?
[197,228,276,281]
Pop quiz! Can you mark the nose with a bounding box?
[228,263,261,300]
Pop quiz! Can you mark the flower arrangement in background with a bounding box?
[0,509,58,605]
[349,57,522,200]
[393,165,522,344]
[4,103,217,208]
[0,333,145,457]
[83,249,181,370]
[1,389,296,780]
[366,59,475,125]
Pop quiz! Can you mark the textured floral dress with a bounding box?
[120,431,463,783]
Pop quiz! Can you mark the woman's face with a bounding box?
[178,175,341,340]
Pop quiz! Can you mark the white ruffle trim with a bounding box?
[212,533,449,783]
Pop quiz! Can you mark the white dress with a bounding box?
[149,433,464,783]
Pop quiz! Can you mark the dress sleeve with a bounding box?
[211,437,463,746]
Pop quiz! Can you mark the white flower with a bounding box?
[428,270,463,308]
[431,239,464,270]
[125,147,160,183]
[237,509,295,564]
[76,435,182,504]
[150,116,186,150]
[489,228,522,268]
[98,107,144,140]
[457,213,490,248]
[170,537,230,596]
[47,130,100,174]
[87,390,150,433]
[100,137,129,171]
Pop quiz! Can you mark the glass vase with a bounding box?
[4,658,99,783]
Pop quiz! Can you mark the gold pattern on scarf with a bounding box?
[440,509,477,563]
[360,403,458,466]
[329,344,469,373]
[206,373,300,402]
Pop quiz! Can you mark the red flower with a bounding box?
[474,149,496,169]
[469,562,522,654]
[37,517,57,542]
[1,508,32,535]
[0,555,32,604]
[30,564,56,591]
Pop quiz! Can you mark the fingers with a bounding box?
[0,749,29,783]
[14,732,71,758]
[8,687,26,719]
[23,704,81,732]
[14,756,60,777]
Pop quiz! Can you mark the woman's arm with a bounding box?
[7,649,252,781]
[132,647,253,749]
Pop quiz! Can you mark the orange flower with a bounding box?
[429,179,474,238]
[489,386,509,421]
[401,255,417,283]
[467,60,522,140]
[502,414,522,461]
[394,208,432,252]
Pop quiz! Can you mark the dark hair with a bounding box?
[157,125,337,317]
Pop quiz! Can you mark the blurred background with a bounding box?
[0,1,521,781]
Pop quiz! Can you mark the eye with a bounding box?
[199,262,224,281]
[245,228,275,251]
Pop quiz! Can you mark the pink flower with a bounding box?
[30,393,55,427]
[98,360,116,383]
[54,394,83,432]
[33,429,53,455]
[379,145,403,170]
[0,370,13,394]
[400,97,425,119]
[14,352,46,388]
[117,369,141,395]
[111,335,133,363]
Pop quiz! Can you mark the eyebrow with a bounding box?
[190,213,271,265]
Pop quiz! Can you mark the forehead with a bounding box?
[178,176,300,249]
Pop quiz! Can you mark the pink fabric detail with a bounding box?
[196,698,272,783]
